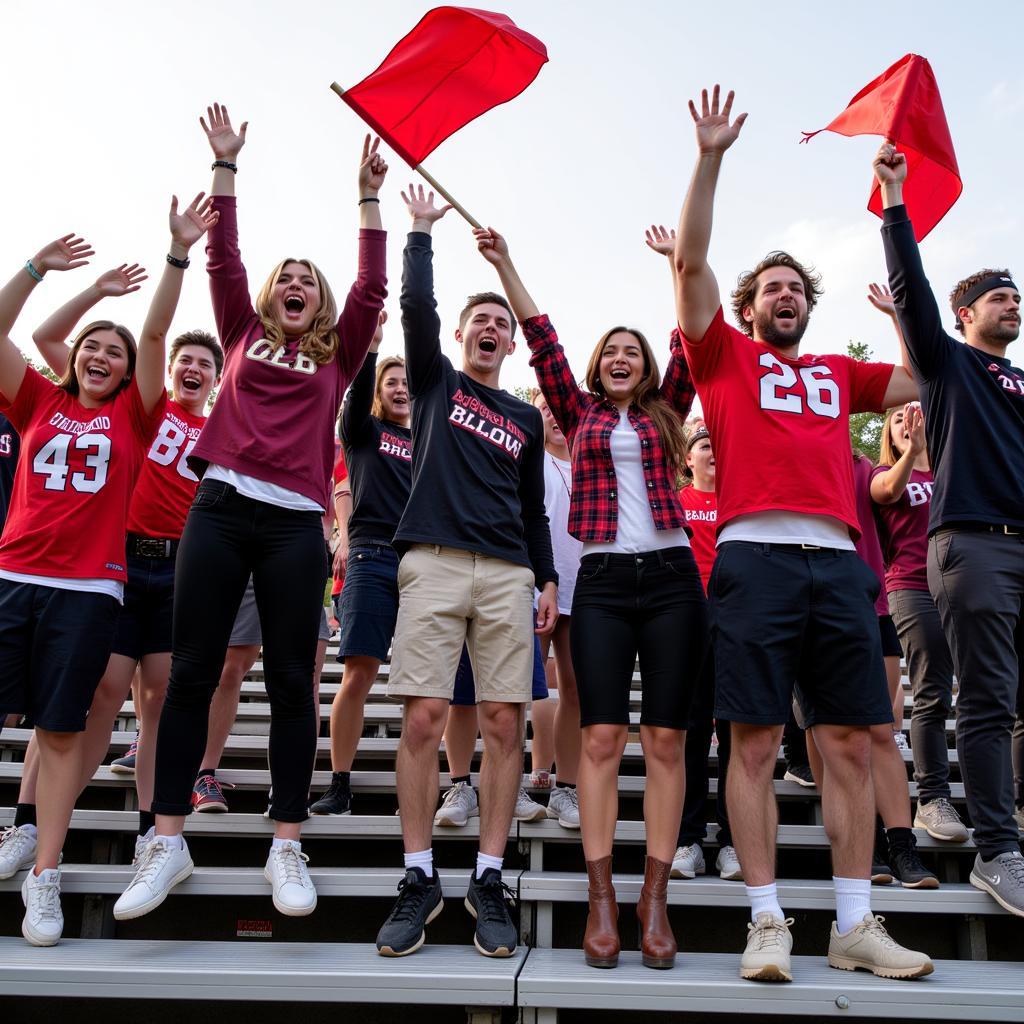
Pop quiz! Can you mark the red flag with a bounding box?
[339,6,548,168]
[801,54,961,241]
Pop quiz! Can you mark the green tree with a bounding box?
[847,340,884,462]
[513,385,534,403]
[27,357,60,384]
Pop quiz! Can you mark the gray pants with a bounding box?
[928,529,1024,858]
[889,588,954,802]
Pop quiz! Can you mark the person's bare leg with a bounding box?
[529,637,557,778]
[71,656,139,794]
[812,724,875,878]
[443,704,479,780]
[476,701,524,858]
[313,637,327,708]
[200,644,259,771]
[805,728,824,788]
[887,655,904,733]
[727,723,784,886]
[551,619,581,785]
[327,656,381,771]
[578,724,627,860]
[640,725,685,863]
[134,653,172,813]
[33,729,84,871]
[870,723,913,827]
[396,696,449,852]
[16,735,40,805]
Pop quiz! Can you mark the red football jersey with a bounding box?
[0,369,164,582]
[331,449,348,598]
[127,399,206,539]
[678,485,717,591]
[681,309,892,538]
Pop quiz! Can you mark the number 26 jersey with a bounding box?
[681,308,892,539]
[0,368,164,583]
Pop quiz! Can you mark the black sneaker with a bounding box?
[888,831,939,889]
[309,779,352,816]
[871,822,893,885]
[376,868,443,957]
[464,868,517,957]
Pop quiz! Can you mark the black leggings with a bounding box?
[152,480,327,822]
[570,547,709,729]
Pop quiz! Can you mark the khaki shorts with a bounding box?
[388,544,536,704]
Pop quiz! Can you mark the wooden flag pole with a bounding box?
[330,83,482,229]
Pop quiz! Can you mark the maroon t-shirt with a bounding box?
[853,455,888,615]
[871,464,933,593]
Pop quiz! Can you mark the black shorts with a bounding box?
[878,613,902,658]
[110,551,176,660]
[0,579,119,732]
[711,542,892,728]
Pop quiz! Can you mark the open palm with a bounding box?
[95,264,147,297]
[689,85,747,155]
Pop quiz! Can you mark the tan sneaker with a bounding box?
[740,913,793,982]
[828,914,933,979]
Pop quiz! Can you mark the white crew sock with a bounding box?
[476,852,503,880]
[834,875,872,934]
[404,849,433,877]
[20,823,38,839]
[745,882,784,923]
[271,836,298,851]
[153,833,184,850]
[138,826,155,841]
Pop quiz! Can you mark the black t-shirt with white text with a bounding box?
[0,412,21,535]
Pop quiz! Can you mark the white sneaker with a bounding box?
[716,844,743,881]
[670,843,706,879]
[514,787,547,822]
[0,825,38,880]
[545,786,580,829]
[21,867,63,946]
[113,836,193,920]
[264,840,317,916]
[893,732,910,752]
[741,913,794,982]
[434,781,479,828]
[914,798,969,843]
[132,831,152,865]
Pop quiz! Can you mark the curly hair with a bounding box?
[255,258,339,366]
[731,252,824,336]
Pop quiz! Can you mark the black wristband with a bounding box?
[358,196,380,205]
[166,253,190,270]
[212,160,238,173]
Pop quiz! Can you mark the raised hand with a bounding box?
[369,308,388,352]
[867,282,896,318]
[472,227,510,267]
[200,102,247,161]
[169,193,219,251]
[359,135,389,197]
[32,234,95,275]
[645,224,676,257]
[94,264,147,297]
[689,85,747,155]
[400,183,453,227]
[903,402,926,456]
[873,141,907,186]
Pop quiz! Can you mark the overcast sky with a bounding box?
[4,1,1021,399]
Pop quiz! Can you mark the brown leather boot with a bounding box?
[583,856,619,968]
[636,855,676,969]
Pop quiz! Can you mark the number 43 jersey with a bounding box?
[680,308,892,539]
[0,368,164,583]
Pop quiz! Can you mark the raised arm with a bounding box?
[201,103,246,199]
[0,236,94,402]
[867,281,919,408]
[135,193,219,414]
[871,403,926,504]
[473,226,540,321]
[675,86,747,340]
[645,224,678,289]
[400,184,452,396]
[341,310,386,445]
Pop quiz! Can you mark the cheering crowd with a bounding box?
[0,87,1021,986]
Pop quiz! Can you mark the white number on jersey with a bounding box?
[32,432,111,493]
[148,418,199,482]
[758,353,840,420]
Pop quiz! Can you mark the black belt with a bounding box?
[938,523,1023,537]
[127,534,180,559]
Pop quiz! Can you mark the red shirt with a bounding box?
[331,450,348,597]
[681,309,892,539]
[678,485,717,591]
[525,316,697,542]
[0,369,163,582]
[127,399,206,540]
[853,454,888,615]
[872,464,932,593]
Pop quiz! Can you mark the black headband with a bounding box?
[957,274,1019,316]
[686,426,710,451]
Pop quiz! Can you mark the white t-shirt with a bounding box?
[542,453,583,614]
[206,465,325,513]
[0,569,123,602]
[718,510,855,550]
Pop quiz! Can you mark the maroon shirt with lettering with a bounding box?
[853,454,888,615]
[871,464,932,593]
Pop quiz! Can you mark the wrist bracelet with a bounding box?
[211,160,238,173]
[166,253,190,270]
[358,197,380,205]
[24,260,44,283]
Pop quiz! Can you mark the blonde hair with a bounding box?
[372,355,407,420]
[255,258,339,366]
[878,407,901,468]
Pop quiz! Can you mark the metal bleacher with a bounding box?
[1,645,1021,1023]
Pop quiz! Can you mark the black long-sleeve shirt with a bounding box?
[882,205,1024,533]
[392,233,556,585]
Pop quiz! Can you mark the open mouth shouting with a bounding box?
[609,367,631,382]
[85,364,110,385]
[181,374,203,394]
[283,294,306,320]
[478,336,498,354]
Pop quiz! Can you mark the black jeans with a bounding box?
[889,587,955,802]
[152,481,327,822]
[928,528,1024,857]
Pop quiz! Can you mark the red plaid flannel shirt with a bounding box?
[524,314,696,543]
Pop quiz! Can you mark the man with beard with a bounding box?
[673,85,927,982]
[875,142,1024,917]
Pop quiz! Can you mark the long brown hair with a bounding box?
[878,407,905,468]
[59,320,137,399]
[372,355,407,420]
[255,258,339,366]
[584,326,688,474]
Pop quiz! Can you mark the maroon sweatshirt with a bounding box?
[189,196,387,509]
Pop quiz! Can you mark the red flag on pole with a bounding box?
[338,6,548,169]
[801,54,961,241]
